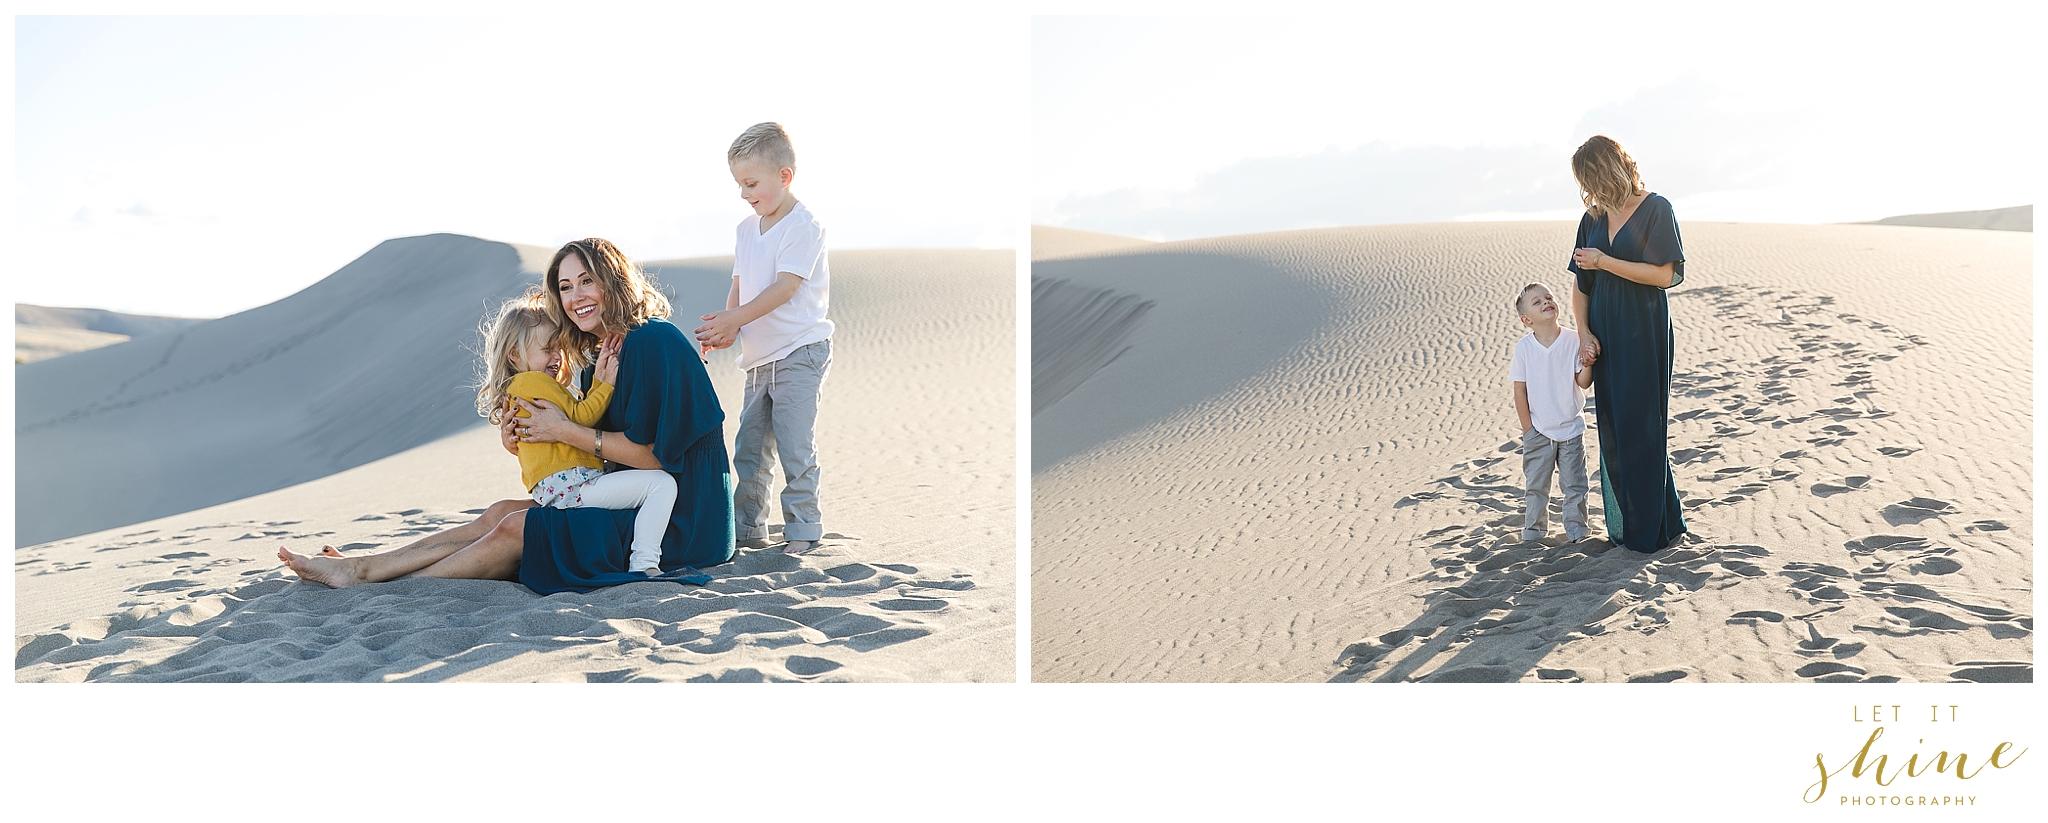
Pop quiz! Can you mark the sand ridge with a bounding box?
[1861,204,2031,232]
[1032,225,1159,261]
[17,244,1015,682]
[1031,221,2030,683]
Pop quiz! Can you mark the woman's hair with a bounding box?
[1571,135,1646,217]
[474,291,558,425]
[541,238,672,371]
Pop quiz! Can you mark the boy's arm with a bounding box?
[1513,381,1533,433]
[696,270,802,351]
[1575,361,1594,389]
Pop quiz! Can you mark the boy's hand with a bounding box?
[595,334,622,384]
[1577,331,1601,367]
[695,311,741,351]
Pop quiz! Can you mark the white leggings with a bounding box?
[553,469,678,573]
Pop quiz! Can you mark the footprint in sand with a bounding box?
[1950,662,2032,683]
[1808,476,1871,497]
[1880,497,1955,526]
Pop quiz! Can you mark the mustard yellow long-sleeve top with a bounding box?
[510,371,615,491]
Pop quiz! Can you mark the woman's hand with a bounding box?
[595,334,623,384]
[497,401,522,456]
[511,397,580,445]
[1572,247,1607,270]
[1578,331,1601,367]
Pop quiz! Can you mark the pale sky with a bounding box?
[15,13,1022,317]
[1035,9,2039,241]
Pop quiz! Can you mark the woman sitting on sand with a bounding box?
[1566,135,1688,553]
[280,238,736,591]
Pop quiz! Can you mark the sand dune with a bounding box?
[16,239,1015,682]
[14,303,211,364]
[1031,221,2030,683]
[16,234,554,547]
[1032,225,1158,260]
[1861,204,2031,232]
[16,325,133,365]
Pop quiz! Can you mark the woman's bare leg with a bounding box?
[278,499,533,588]
[407,511,527,581]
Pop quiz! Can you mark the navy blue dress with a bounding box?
[1568,193,1687,553]
[519,318,735,594]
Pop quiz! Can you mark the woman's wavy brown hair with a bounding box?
[541,238,672,372]
[1571,135,1646,217]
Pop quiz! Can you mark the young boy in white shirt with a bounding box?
[1508,283,1595,543]
[695,122,834,555]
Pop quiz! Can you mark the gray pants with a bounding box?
[1521,428,1589,541]
[734,339,830,543]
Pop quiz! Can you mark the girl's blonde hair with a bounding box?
[1571,135,1646,217]
[541,238,671,372]
[474,291,559,425]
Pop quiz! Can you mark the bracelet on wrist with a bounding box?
[594,429,604,463]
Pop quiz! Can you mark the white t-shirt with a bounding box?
[731,202,834,370]
[1508,327,1587,441]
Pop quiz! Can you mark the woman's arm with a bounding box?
[512,397,666,471]
[1573,283,1600,366]
[1574,248,1676,288]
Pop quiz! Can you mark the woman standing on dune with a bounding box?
[280,238,736,591]
[1566,136,1688,553]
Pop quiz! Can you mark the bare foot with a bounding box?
[277,546,366,589]
[782,540,817,555]
[320,546,344,557]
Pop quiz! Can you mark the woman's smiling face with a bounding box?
[557,251,605,333]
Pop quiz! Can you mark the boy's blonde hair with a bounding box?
[1512,283,1547,314]
[728,121,796,172]
[474,292,558,425]
[540,238,672,373]
[1571,135,1646,218]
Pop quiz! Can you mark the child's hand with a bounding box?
[1578,331,1601,367]
[694,311,741,351]
[595,334,622,384]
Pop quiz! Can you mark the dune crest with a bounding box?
[1032,225,1158,261]
[1860,204,2031,232]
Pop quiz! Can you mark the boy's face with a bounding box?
[731,157,794,217]
[1519,287,1559,326]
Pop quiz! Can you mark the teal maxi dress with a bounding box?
[519,318,736,593]
[1568,193,1688,553]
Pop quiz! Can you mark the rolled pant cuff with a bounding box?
[782,523,824,542]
